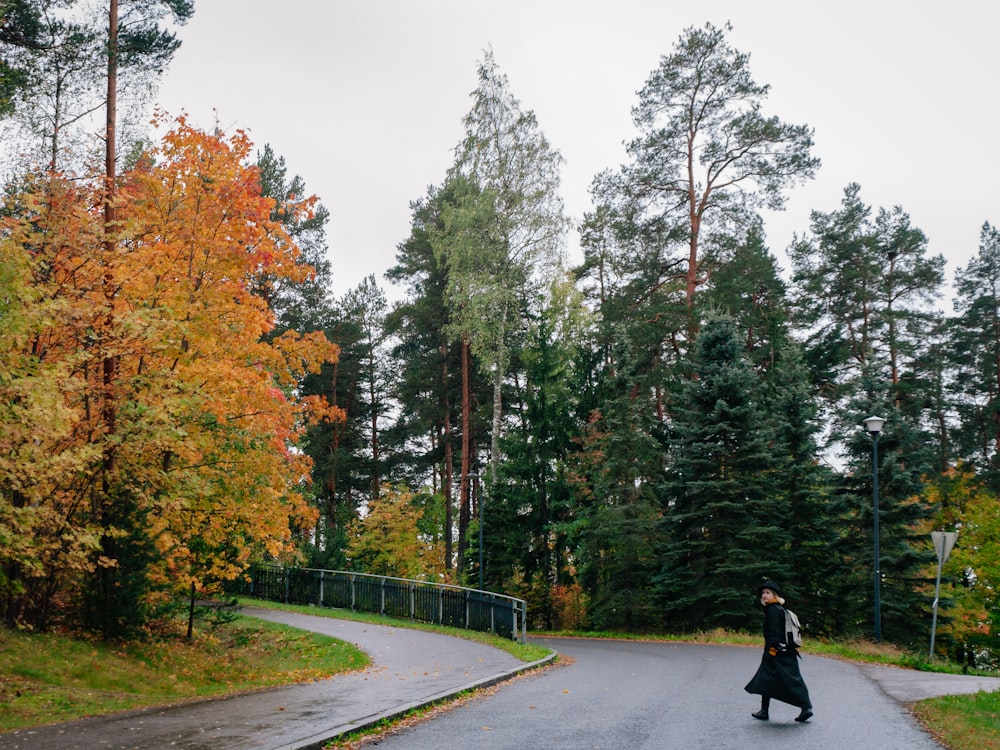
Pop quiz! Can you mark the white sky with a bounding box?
[156,1,1000,306]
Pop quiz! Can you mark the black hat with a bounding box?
[757,580,783,598]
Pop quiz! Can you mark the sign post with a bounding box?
[929,531,958,660]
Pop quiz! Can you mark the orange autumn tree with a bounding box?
[0,118,340,634]
[122,117,341,627]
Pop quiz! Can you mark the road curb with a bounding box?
[278,651,559,750]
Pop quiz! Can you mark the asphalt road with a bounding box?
[361,637,948,750]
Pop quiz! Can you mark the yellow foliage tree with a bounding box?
[0,118,340,632]
[346,486,445,581]
[923,467,998,660]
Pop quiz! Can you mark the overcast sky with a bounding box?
[156,1,1000,305]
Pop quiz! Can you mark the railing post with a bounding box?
[350,573,356,611]
[318,570,324,606]
[381,577,386,615]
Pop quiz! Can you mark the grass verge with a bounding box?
[913,692,1000,750]
[0,614,368,732]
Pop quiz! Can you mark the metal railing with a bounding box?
[242,564,527,643]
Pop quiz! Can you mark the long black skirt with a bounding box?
[744,649,811,708]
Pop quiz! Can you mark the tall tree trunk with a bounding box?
[102,0,119,471]
[104,0,118,237]
[97,0,119,641]
[490,365,501,485]
[326,363,340,546]
[685,129,703,343]
[368,344,380,498]
[441,350,454,572]
[458,336,471,577]
[489,307,508,484]
[992,300,1000,459]
[186,581,196,639]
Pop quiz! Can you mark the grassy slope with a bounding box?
[0,614,368,731]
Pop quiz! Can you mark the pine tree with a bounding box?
[595,21,818,338]
[386,182,491,576]
[789,184,944,644]
[255,144,336,336]
[950,222,1000,490]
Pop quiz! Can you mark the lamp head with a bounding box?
[863,415,886,436]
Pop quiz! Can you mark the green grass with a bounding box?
[914,691,1000,750]
[0,615,369,731]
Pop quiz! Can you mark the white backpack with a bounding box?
[785,607,803,647]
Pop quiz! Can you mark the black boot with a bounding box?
[752,697,770,720]
[795,705,813,722]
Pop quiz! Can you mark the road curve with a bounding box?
[359,636,954,750]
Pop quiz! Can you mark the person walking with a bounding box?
[744,580,813,722]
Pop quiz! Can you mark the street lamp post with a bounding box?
[863,415,886,643]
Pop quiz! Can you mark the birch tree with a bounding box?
[951,222,1000,486]
[441,49,567,485]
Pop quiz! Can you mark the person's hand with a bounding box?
[768,646,777,656]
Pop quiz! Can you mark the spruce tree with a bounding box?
[490,278,584,625]
[706,223,837,632]
[565,390,665,631]
[764,341,839,634]
[655,315,789,631]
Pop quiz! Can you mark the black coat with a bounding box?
[744,602,811,708]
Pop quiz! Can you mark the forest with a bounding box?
[2,3,999,663]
